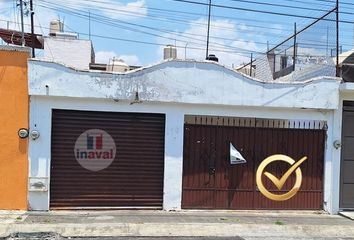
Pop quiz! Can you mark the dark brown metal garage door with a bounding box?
[50,110,165,209]
[182,116,325,210]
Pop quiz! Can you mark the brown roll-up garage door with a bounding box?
[50,109,165,209]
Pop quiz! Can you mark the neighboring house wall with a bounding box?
[332,84,354,212]
[0,47,29,210]
[254,55,273,82]
[28,60,341,213]
[44,37,94,70]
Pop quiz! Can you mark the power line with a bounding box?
[38,0,354,42]
[29,0,352,62]
[171,0,353,24]
[37,2,287,47]
[36,0,346,32]
[225,0,354,16]
[1,16,342,51]
[6,0,349,61]
[62,0,345,13]
[0,17,336,61]
[35,3,267,54]
[68,31,345,59]
[37,0,293,34]
[311,0,354,7]
[36,2,350,54]
[34,9,54,60]
[226,0,331,13]
[277,0,336,8]
[38,0,354,39]
[36,0,354,40]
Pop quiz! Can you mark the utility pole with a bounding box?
[19,0,25,46]
[352,19,354,49]
[326,26,329,57]
[293,22,297,71]
[336,0,340,77]
[30,0,35,57]
[267,41,269,52]
[205,0,212,59]
[185,42,188,60]
[250,53,253,77]
[89,11,91,40]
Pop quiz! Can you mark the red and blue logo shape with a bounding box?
[74,129,116,171]
[87,133,103,150]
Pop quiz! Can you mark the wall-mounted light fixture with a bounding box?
[30,130,40,140]
[18,128,29,139]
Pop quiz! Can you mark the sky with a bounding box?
[0,0,353,67]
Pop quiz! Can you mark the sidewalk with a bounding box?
[0,210,353,239]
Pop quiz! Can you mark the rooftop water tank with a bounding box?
[49,20,64,36]
[106,58,129,73]
[164,45,177,60]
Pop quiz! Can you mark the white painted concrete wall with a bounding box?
[28,60,340,110]
[43,37,93,70]
[28,96,337,212]
[27,59,342,213]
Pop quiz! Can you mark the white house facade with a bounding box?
[27,59,352,214]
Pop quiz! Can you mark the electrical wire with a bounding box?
[3,0,350,64]
[37,0,354,41]
[225,0,354,16]
[0,17,335,60]
[35,3,267,55]
[36,0,353,44]
[34,11,55,60]
[171,0,353,24]
[35,1,349,54]
[38,0,293,34]
[37,0,354,42]
[37,2,293,38]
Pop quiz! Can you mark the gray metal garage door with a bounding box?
[341,101,354,209]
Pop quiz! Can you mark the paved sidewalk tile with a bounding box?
[0,211,354,239]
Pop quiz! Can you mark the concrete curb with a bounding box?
[339,211,354,221]
[1,223,354,238]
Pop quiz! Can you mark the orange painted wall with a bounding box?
[0,48,29,210]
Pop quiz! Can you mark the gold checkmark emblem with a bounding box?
[256,154,307,201]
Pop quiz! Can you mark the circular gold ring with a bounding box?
[256,154,303,201]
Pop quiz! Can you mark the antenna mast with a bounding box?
[30,0,35,57]
[206,0,212,59]
[19,0,25,46]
